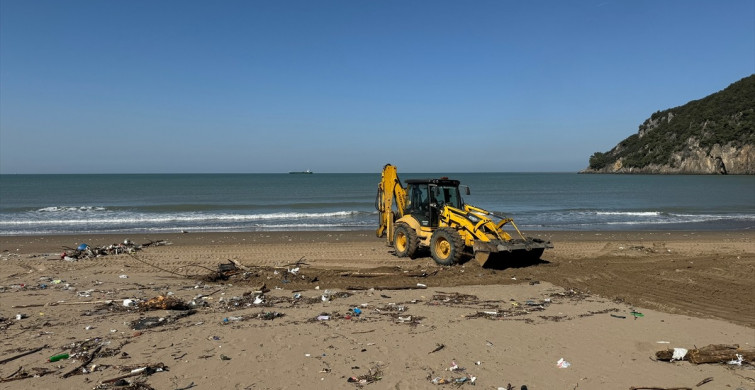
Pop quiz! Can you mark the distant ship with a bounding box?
[289,169,313,174]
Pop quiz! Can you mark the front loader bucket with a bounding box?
[474,251,492,267]
[473,238,553,268]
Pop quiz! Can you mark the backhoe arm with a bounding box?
[375,164,407,242]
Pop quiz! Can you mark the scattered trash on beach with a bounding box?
[347,364,384,386]
[256,311,284,320]
[96,362,167,389]
[630,310,644,318]
[130,310,196,330]
[141,295,190,311]
[60,239,168,261]
[431,374,476,385]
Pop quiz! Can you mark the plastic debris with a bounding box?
[449,360,465,371]
[556,358,571,368]
[727,354,744,366]
[257,311,284,320]
[432,375,475,386]
[49,353,70,362]
[671,348,688,361]
[223,316,243,324]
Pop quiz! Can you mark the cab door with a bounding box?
[406,183,433,227]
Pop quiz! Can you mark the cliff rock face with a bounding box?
[582,75,754,175]
[588,142,754,174]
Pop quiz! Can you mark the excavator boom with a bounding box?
[375,164,407,242]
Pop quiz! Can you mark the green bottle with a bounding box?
[49,353,69,362]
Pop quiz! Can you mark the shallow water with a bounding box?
[1,173,753,235]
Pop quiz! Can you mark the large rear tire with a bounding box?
[430,227,464,266]
[394,223,419,258]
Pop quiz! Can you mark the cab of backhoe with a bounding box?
[404,179,464,228]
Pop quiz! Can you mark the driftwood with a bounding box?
[0,345,47,365]
[630,387,691,390]
[101,363,167,384]
[340,272,394,278]
[695,377,713,386]
[1,366,57,383]
[655,344,755,364]
[347,284,427,291]
[12,300,112,309]
[228,258,250,271]
[340,271,437,278]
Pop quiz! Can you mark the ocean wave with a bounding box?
[37,206,107,212]
[595,211,663,217]
[0,210,364,226]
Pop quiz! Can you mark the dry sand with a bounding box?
[0,230,753,389]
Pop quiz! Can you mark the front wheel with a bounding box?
[430,227,464,266]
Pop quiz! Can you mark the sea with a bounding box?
[0,173,753,236]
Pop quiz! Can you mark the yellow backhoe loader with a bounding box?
[375,164,552,267]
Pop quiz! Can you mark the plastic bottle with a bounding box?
[49,353,69,362]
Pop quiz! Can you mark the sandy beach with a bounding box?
[1,230,753,389]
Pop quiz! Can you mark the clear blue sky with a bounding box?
[1,0,753,173]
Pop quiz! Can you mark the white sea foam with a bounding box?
[1,210,361,226]
[595,211,662,217]
[37,206,107,212]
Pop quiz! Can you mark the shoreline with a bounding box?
[2,229,752,254]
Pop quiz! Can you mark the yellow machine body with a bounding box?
[375,164,552,266]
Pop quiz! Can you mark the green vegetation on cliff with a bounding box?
[588,75,755,171]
